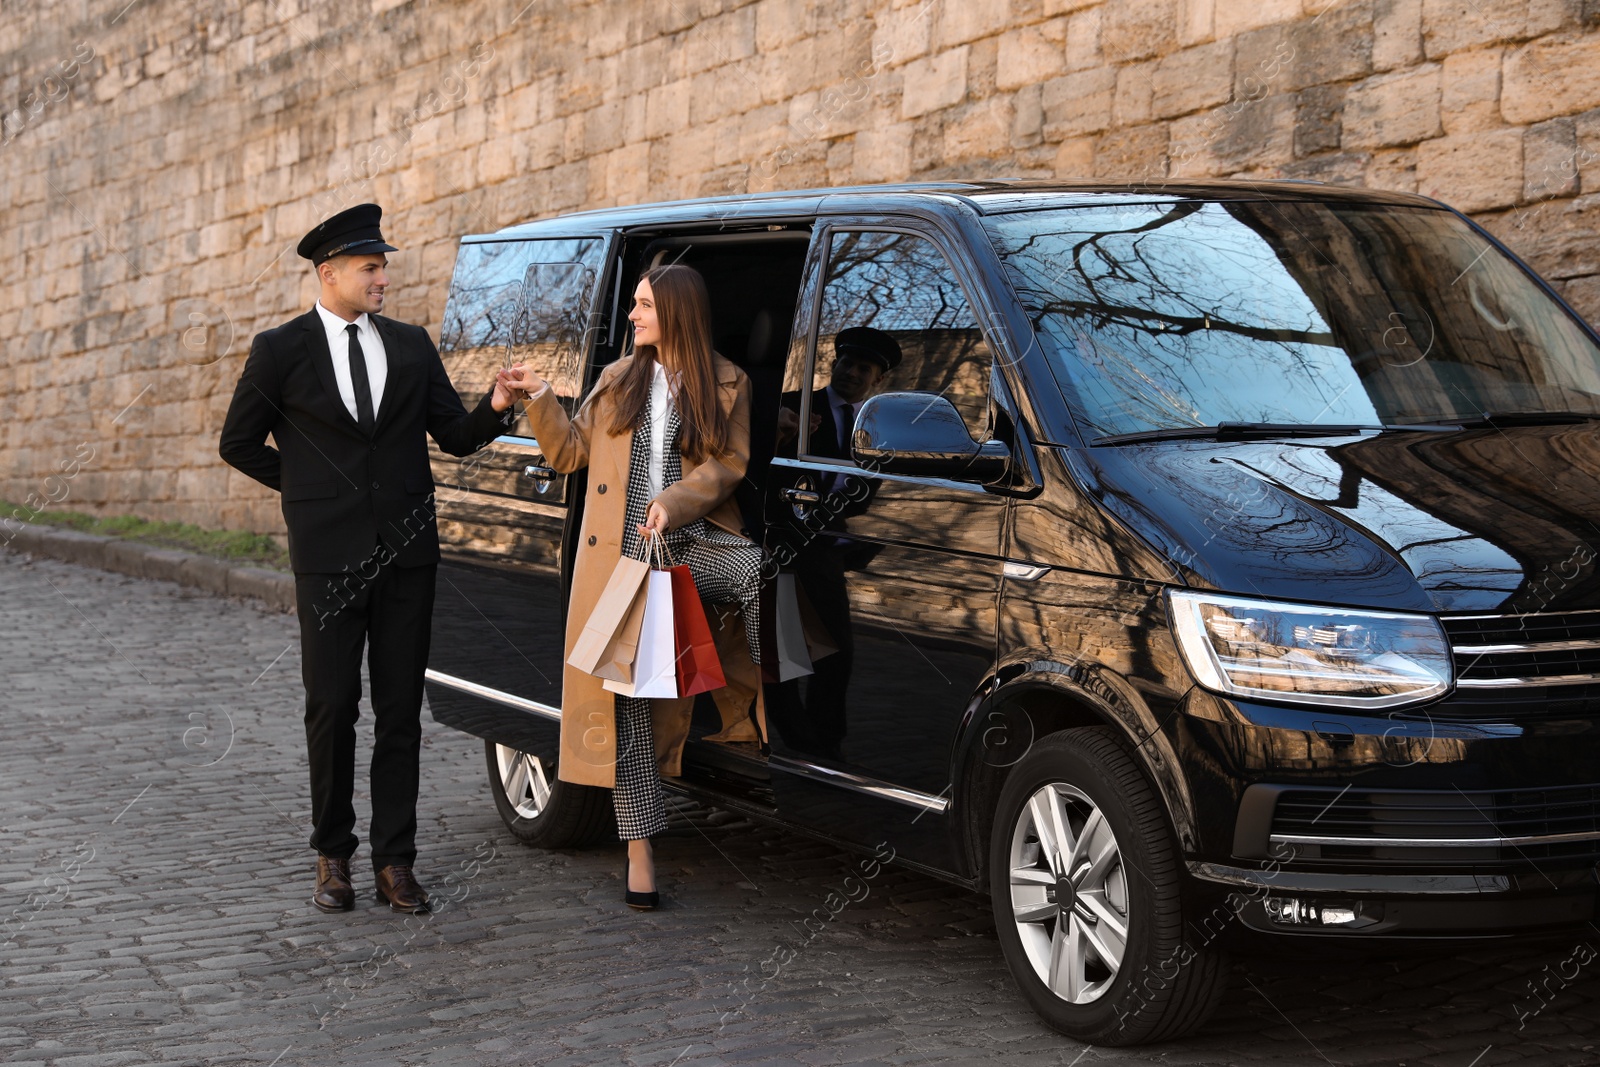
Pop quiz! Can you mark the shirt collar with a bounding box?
[315,301,370,336]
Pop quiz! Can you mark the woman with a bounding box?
[500,264,763,909]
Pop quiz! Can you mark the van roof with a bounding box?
[475,178,1446,241]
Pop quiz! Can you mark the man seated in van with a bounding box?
[775,326,901,464]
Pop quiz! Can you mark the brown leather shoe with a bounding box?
[374,864,431,913]
[312,856,354,913]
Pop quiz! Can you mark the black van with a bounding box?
[422,179,1600,1046]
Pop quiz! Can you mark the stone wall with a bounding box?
[3,0,1599,536]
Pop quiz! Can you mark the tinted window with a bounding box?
[984,202,1600,440]
[440,238,606,433]
[794,229,991,448]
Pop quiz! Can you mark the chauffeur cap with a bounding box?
[834,326,902,373]
[297,203,399,265]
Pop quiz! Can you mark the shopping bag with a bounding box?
[590,581,648,683]
[793,578,838,662]
[669,564,726,697]
[568,549,650,676]
[604,535,679,698]
[774,571,814,681]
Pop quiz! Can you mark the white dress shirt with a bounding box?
[646,360,677,502]
[315,301,387,421]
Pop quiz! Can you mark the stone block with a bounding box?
[853,121,913,181]
[134,547,191,584]
[1101,0,1179,63]
[1065,6,1103,70]
[177,553,232,596]
[1170,92,1296,175]
[1055,136,1096,176]
[873,2,934,66]
[900,47,968,119]
[1503,32,1600,125]
[1114,60,1155,125]
[1295,84,1345,157]
[934,2,1014,49]
[1180,0,1216,46]
[944,98,1013,162]
[1421,0,1527,59]
[1343,65,1442,148]
[1152,39,1234,119]
[1094,122,1170,180]
[996,20,1068,91]
[1416,127,1524,210]
[1041,67,1118,139]
[1216,0,1303,38]
[1525,117,1581,201]
[1440,47,1503,133]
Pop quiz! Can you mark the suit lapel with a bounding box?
[370,315,409,438]
[300,311,362,433]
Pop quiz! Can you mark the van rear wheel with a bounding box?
[485,740,614,848]
[988,728,1227,1046]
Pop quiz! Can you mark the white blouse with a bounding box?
[646,360,676,501]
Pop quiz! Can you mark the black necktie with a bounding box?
[346,323,375,434]
[839,402,855,454]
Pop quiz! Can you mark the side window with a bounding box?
[439,237,606,435]
[801,229,992,457]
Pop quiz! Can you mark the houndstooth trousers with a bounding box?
[612,403,763,840]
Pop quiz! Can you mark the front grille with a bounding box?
[1268,783,1600,865]
[1438,610,1600,721]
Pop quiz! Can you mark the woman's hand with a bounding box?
[499,362,549,399]
[637,500,670,538]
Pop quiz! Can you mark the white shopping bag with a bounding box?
[603,568,680,699]
[774,572,815,682]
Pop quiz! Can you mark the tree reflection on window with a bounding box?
[816,230,992,435]
[985,202,1600,440]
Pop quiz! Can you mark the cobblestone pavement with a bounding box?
[3,552,1599,1067]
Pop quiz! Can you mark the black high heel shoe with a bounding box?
[623,855,659,910]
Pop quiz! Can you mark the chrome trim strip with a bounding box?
[1270,829,1600,849]
[423,670,562,723]
[1456,672,1600,689]
[768,755,950,814]
[1446,607,1600,621]
[1453,638,1600,653]
[1003,561,1051,581]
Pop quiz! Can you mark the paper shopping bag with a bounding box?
[604,569,679,699]
[669,564,726,698]
[774,571,814,682]
[590,580,648,683]
[793,578,838,662]
[568,551,650,676]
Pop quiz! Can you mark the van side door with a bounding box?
[765,218,1007,868]
[426,235,611,740]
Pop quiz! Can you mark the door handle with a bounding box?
[522,463,557,495]
[783,488,821,506]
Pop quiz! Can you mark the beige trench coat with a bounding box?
[523,352,764,788]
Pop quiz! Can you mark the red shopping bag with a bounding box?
[669,564,727,698]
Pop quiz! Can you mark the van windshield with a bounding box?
[983,201,1600,441]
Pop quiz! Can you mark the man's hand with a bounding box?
[494,362,548,411]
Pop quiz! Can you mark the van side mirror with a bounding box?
[850,392,1011,483]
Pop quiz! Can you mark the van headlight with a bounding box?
[1167,591,1451,709]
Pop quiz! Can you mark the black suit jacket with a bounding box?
[219,309,510,574]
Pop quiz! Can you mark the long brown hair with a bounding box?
[604,263,728,463]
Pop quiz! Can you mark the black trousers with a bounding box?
[294,560,437,869]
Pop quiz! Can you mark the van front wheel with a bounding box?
[485,740,614,849]
[988,728,1226,1046]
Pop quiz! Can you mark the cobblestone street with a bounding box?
[3,552,1598,1067]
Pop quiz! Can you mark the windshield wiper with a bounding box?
[1092,422,1388,446]
[1434,411,1600,429]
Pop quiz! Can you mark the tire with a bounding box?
[988,727,1227,1046]
[484,739,614,849]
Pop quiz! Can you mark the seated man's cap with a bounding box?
[297,203,398,265]
[834,326,901,373]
